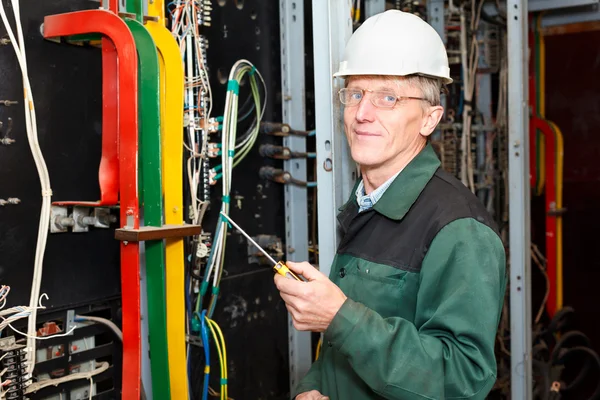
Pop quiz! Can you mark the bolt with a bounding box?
[0,100,18,107]
[56,216,75,228]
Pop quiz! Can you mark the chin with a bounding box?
[351,148,386,168]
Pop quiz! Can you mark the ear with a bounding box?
[420,105,444,137]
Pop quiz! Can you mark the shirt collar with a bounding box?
[355,169,402,212]
[339,143,441,221]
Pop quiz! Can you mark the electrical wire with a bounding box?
[200,60,265,320]
[75,315,122,340]
[24,362,108,394]
[73,315,147,400]
[200,310,210,400]
[0,0,53,376]
[205,316,227,400]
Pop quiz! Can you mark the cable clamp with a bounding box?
[220,213,232,228]
[227,80,240,95]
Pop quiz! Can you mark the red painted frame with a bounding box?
[43,9,141,399]
[528,17,558,318]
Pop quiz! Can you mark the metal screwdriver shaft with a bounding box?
[219,212,302,281]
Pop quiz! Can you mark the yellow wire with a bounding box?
[549,120,564,311]
[204,319,224,400]
[209,319,228,400]
[206,317,228,400]
[538,15,545,116]
[535,14,546,196]
[538,14,564,312]
[315,337,322,361]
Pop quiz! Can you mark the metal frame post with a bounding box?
[279,0,312,394]
[427,0,446,40]
[312,0,355,279]
[365,0,386,17]
[508,0,532,398]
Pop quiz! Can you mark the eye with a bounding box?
[350,91,363,101]
[383,94,396,103]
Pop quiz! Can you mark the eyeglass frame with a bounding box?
[337,87,430,109]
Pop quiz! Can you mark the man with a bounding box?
[274,9,506,400]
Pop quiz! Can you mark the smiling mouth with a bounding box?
[355,130,380,137]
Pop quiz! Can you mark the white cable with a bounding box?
[8,323,76,339]
[24,361,108,393]
[75,315,123,341]
[0,0,52,375]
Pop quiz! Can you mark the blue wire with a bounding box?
[200,310,210,400]
[185,273,194,399]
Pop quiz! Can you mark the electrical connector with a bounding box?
[259,167,317,188]
[207,143,220,158]
[0,198,20,206]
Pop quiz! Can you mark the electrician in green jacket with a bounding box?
[274,10,507,400]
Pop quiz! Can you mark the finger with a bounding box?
[274,272,308,297]
[280,291,298,306]
[286,261,325,281]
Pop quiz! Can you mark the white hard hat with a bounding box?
[333,10,452,84]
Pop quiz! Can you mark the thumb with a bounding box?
[286,261,325,281]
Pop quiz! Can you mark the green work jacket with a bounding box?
[293,144,507,400]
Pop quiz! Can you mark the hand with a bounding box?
[274,261,347,332]
[296,390,330,400]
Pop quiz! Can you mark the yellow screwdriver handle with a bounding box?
[274,261,303,281]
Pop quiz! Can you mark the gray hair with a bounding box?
[403,75,443,107]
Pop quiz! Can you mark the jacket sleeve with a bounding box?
[291,352,324,398]
[323,218,506,400]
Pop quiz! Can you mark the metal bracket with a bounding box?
[66,310,76,335]
[50,206,69,233]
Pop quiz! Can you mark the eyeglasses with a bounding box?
[338,88,428,109]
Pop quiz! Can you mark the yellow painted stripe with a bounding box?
[145,20,188,400]
[148,0,166,24]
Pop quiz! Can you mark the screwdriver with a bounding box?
[219,212,303,281]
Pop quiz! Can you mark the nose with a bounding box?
[355,93,376,123]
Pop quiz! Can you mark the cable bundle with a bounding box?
[0,1,52,375]
[532,307,600,399]
[198,60,265,318]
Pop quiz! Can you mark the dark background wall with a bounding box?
[535,28,600,398]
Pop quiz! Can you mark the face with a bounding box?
[342,76,443,173]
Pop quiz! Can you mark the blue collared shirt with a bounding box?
[355,169,402,212]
